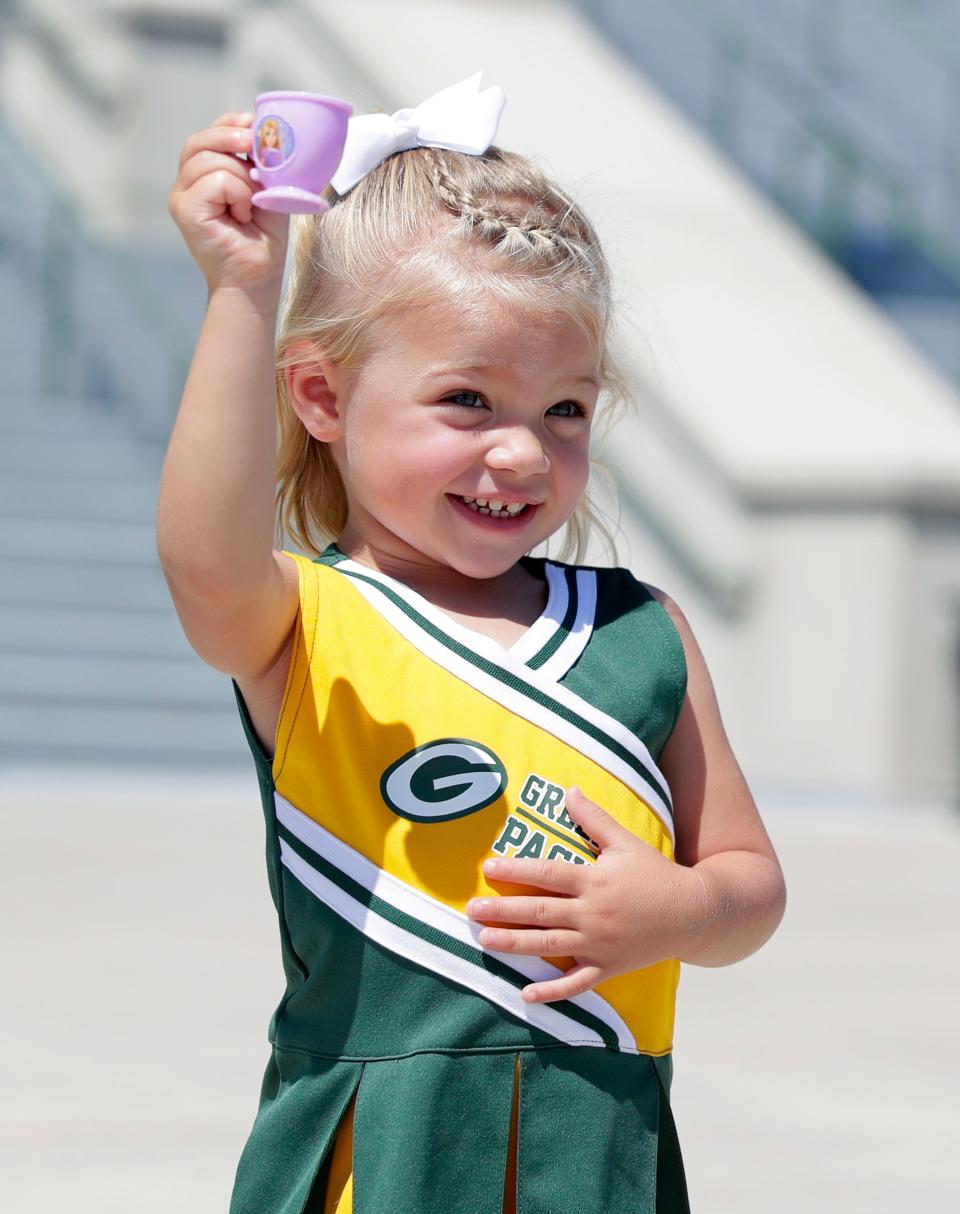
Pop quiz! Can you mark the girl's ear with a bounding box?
[285,354,345,442]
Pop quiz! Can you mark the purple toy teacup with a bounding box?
[250,91,352,214]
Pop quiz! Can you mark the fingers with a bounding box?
[178,116,253,171]
[478,926,582,957]
[482,855,586,894]
[169,110,288,292]
[177,147,256,196]
[467,894,576,928]
[562,786,626,851]
[521,964,604,1004]
[211,110,254,128]
[171,117,259,228]
[169,159,256,228]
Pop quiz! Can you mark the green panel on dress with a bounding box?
[559,569,687,765]
[232,680,309,1036]
[353,1051,517,1214]
[516,1049,661,1213]
[652,1060,690,1213]
[229,1049,362,1214]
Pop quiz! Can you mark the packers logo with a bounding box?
[381,739,507,823]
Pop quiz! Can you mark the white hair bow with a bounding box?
[329,72,507,195]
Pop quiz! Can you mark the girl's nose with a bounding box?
[485,427,551,476]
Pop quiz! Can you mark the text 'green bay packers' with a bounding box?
[489,772,599,866]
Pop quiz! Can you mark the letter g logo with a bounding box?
[380,738,507,822]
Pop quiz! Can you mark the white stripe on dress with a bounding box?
[276,793,638,1053]
[506,563,569,665]
[534,568,597,681]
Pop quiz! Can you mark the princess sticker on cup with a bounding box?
[255,115,293,169]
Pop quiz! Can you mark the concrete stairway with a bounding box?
[0,106,246,768]
[0,392,247,766]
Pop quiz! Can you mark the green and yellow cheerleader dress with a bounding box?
[229,545,691,1214]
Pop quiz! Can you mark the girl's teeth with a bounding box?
[459,496,528,519]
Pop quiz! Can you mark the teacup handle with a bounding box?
[250,167,262,184]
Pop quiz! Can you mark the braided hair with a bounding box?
[423,147,601,278]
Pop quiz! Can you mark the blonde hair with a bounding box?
[259,119,281,149]
[275,144,626,562]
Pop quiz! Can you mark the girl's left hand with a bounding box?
[466,786,709,1004]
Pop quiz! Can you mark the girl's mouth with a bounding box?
[447,494,539,529]
[456,495,530,519]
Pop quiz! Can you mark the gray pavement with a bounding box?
[2,767,958,1213]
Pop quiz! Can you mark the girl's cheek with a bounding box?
[404,432,478,477]
[558,444,591,494]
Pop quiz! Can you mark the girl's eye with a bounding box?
[443,390,486,409]
[547,400,587,418]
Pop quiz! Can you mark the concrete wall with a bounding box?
[3,0,959,804]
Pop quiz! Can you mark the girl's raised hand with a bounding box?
[168,111,290,303]
[466,787,709,1004]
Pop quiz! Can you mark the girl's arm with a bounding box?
[466,590,786,1002]
[651,589,787,967]
[158,112,299,679]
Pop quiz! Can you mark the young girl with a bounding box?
[161,78,786,1214]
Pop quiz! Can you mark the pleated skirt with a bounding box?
[229,1044,689,1214]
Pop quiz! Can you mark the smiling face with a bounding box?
[321,296,600,584]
